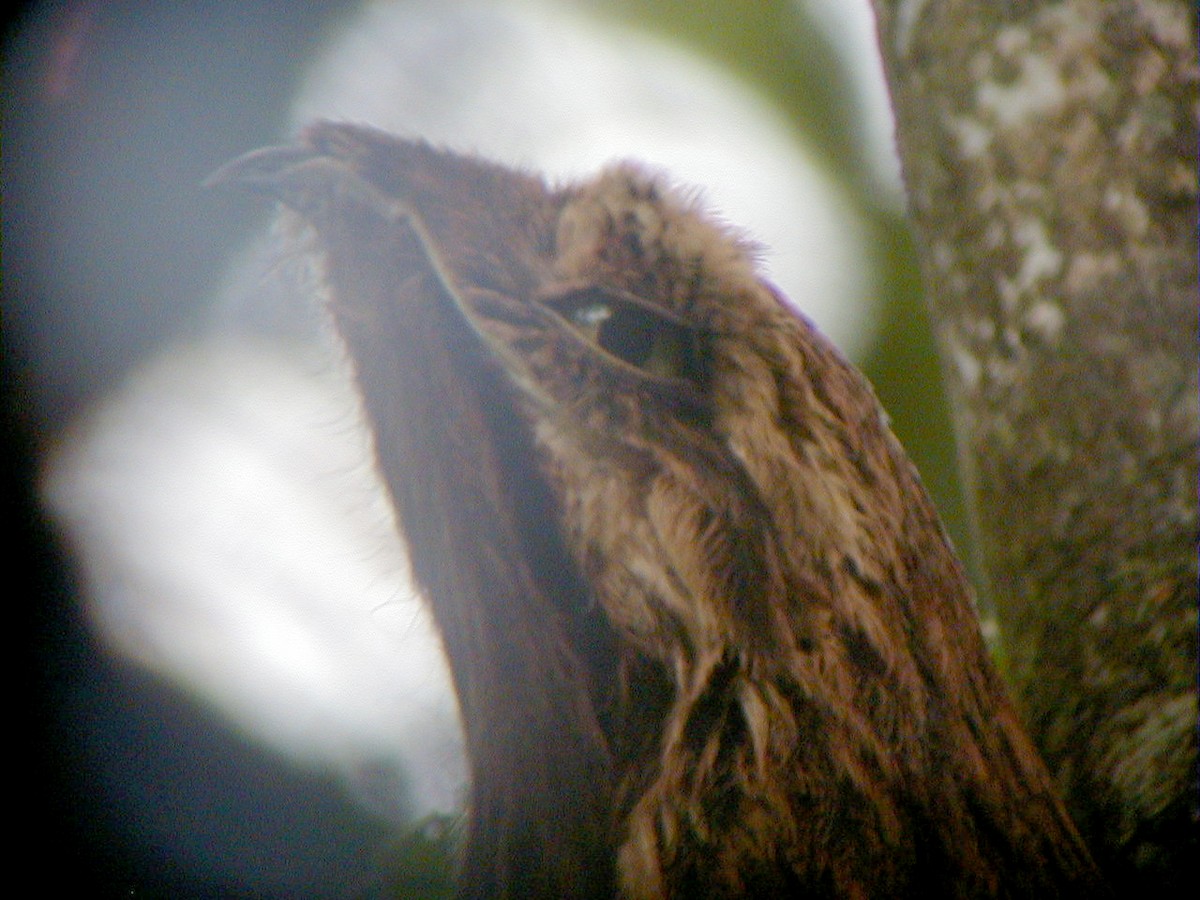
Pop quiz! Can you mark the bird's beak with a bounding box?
[205,141,415,228]
[207,127,570,401]
[203,143,319,193]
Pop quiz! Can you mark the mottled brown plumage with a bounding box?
[212,122,1108,898]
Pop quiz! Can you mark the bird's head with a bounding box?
[208,121,815,462]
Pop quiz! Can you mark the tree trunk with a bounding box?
[868,0,1197,891]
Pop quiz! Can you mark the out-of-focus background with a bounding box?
[5,1,967,896]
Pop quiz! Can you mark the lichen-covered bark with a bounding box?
[869,0,1197,891]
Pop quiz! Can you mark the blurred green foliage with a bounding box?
[370,814,461,899]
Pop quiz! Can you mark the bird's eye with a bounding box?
[558,290,697,381]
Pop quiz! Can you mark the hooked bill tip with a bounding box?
[202,143,320,192]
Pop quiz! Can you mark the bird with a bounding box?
[210,121,1109,899]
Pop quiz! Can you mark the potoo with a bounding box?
[211,122,1107,899]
